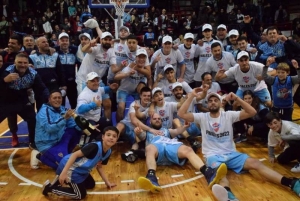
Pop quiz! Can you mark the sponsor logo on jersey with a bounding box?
[212,122,220,132]
[277,88,291,99]
[103,53,107,59]
[159,110,165,116]
[217,62,224,69]
[185,51,191,59]
[205,46,211,53]
[243,76,250,83]
[165,57,171,63]
[118,45,123,52]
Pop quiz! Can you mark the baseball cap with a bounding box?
[136,48,147,56]
[162,36,172,44]
[163,64,174,72]
[78,32,91,40]
[217,24,227,30]
[228,29,239,37]
[202,24,212,31]
[119,26,130,33]
[101,32,113,39]
[206,92,222,101]
[152,87,162,95]
[237,51,249,60]
[86,72,100,82]
[58,32,69,40]
[184,33,194,40]
[172,82,182,90]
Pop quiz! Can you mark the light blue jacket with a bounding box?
[35,103,80,152]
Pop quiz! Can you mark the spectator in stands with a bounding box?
[218,9,228,26]
[60,17,72,35]
[0,16,9,48]
[263,2,272,25]
[24,17,34,35]
[144,26,155,47]
[44,8,53,20]
[226,0,234,13]
[208,11,219,31]
[236,10,244,24]
[157,9,168,31]
[274,5,288,24]
[11,11,21,32]
[23,35,36,54]
[68,1,77,17]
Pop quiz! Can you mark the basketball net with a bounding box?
[110,0,128,38]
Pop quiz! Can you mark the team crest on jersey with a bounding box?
[243,76,250,83]
[205,46,211,53]
[212,122,220,132]
[217,62,224,69]
[159,110,165,116]
[128,52,134,60]
[185,51,191,59]
[165,57,171,63]
[97,95,100,100]
[103,53,107,59]
[277,88,290,99]
[118,45,123,52]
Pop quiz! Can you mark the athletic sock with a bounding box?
[281,177,293,188]
[224,186,232,192]
[147,169,156,176]
[200,165,207,174]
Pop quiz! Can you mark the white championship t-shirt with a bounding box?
[76,86,105,122]
[121,99,150,125]
[76,44,116,82]
[178,44,198,83]
[154,101,178,129]
[205,51,237,84]
[193,111,240,157]
[225,61,267,92]
[118,65,147,93]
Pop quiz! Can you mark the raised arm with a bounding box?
[215,69,227,81]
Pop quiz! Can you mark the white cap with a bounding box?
[58,32,69,40]
[237,51,249,60]
[152,87,162,95]
[136,48,147,56]
[206,92,222,101]
[79,32,91,40]
[202,24,212,31]
[101,32,113,39]
[86,72,100,82]
[163,64,174,72]
[172,82,182,90]
[162,36,172,44]
[217,24,227,30]
[119,26,130,33]
[228,29,239,37]
[184,33,194,40]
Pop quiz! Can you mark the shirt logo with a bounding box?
[243,76,250,83]
[217,62,224,69]
[159,110,165,116]
[103,53,107,59]
[165,57,171,63]
[185,51,191,59]
[212,122,220,132]
[118,45,123,52]
[205,46,211,53]
[277,88,290,99]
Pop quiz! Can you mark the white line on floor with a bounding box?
[171,174,183,178]
[0,182,8,185]
[121,180,134,183]
[19,183,31,186]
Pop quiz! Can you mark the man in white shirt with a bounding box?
[76,31,117,122]
[205,42,237,93]
[214,24,229,46]
[193,24,222,86]
[114,48,149,122]
[197,72,221,112]
[151,35,186,83]
[178,89,300,201]
[76,72,118,141]
[215,51,272,109]
[178,33,199,88]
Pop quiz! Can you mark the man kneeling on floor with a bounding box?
[136,110,228,193]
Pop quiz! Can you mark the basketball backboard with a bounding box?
[89,0,150,8]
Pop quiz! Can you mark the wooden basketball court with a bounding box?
[1,109,300,201]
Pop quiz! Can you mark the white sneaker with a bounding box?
[212,184,239,201]
[30,150,40,169]
[291,163,300,173]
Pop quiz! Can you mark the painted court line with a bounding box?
[0,182,8,185]
[195,171,201,175]
[121,180,134,183]
[171,174,183,178]
[259,158,266,161]
[19,183,31,186]
[96,182,105,185]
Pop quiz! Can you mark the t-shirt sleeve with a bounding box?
[227,111,240,123]
[182,81,192,93]
[268,131,280,147]
[176,50,184,63]
[109,50,117,65]
[225,66,235,79]
[128,102,136,114]
[81,143,99,159]
[91,45,100,55]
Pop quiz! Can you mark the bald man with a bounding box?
[29,36,66,111]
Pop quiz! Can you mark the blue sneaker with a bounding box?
[292,179,300,196]
[138,174,162,193]
[204,163,228,189]
[212,184,239,201]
